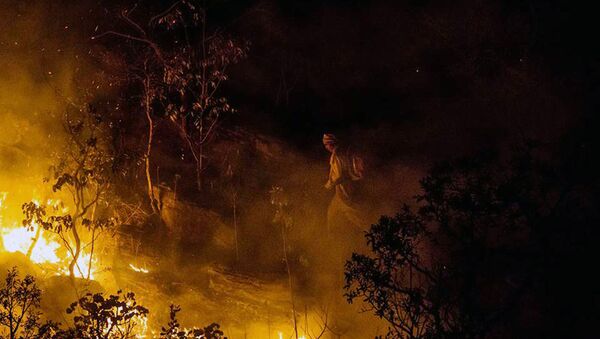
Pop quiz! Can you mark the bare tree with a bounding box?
[163,16,248,190]
[94,0,248,195]
[92,8,165,213]
[270,186,299,339]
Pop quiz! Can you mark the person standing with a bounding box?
[322,133,364,237]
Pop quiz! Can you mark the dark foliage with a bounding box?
[0,268,42,339]
[0,270,227,339]
[160,304,226,339]
[65,291,148,338]
[345,145,598,338]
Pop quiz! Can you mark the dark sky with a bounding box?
[8,0,596,163]
[212,0,598,161]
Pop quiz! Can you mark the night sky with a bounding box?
[214,0,599,160]
[7,0,596,160]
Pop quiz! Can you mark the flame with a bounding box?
[277,331,306,338]
[1,226,61,264]
[76,253,97,279]
[135,316,148,338]
[60,252,97,279]
[1,225,97,278]
[0,192,7,208]
[1,193,99,279]
[129,263,150,274]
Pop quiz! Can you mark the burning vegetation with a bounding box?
[1,0,598,338]
[0,1,380,337]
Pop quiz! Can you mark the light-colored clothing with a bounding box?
[326,148,363,234]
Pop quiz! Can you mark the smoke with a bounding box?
[0,0,102,206]
[0,0,112,324]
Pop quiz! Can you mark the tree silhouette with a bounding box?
[93,0,248,195]
[160,304,225,339]
[21,106,117,280]
[345,144,596,338]
[40,291,149,339]
[0,268,42,339]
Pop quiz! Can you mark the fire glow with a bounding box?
[0,194,97,279]
[129,263,150,274]
[1,225,98,279]
[1,226,60,264]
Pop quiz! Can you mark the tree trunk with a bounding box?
[25,224,42,259]
[86,203,97,280]
[195,154,203,191]
[233,192,239,263]
[144,78,158,213]
[69,225,81,281]
[282,223,299,339]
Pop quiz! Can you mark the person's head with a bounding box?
[322,133,338,153]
